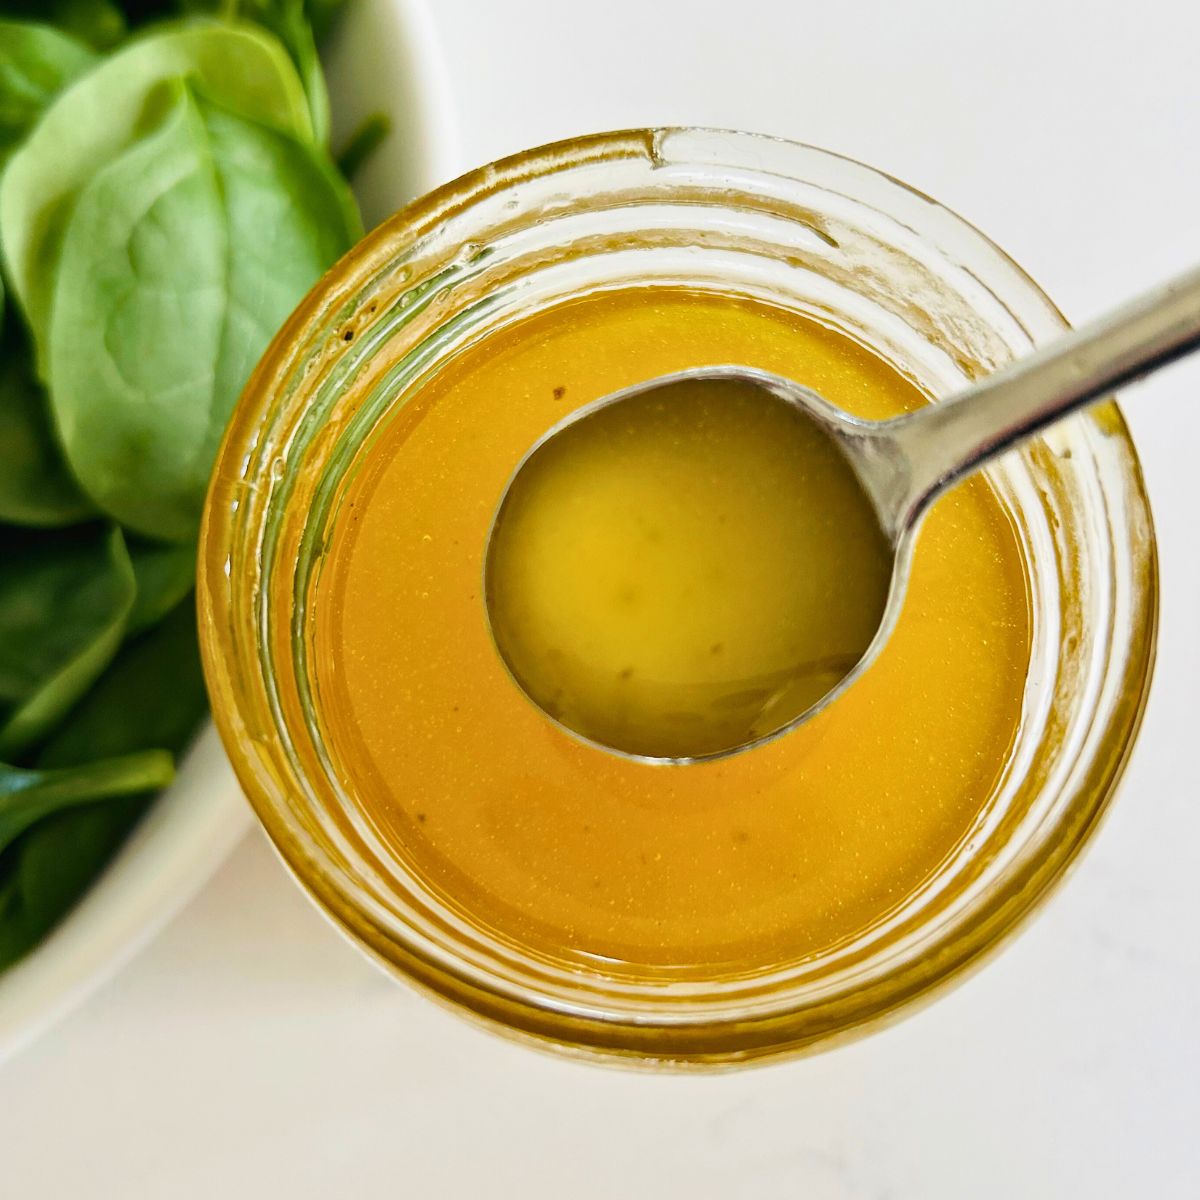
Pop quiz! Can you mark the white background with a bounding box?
[4,1,1200,1195]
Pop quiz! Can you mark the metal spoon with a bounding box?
[486,266,1200,763]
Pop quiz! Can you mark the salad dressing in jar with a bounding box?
[199,130,1156,1063]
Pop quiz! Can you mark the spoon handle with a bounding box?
[885,264,1200,530]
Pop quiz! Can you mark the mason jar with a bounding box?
[198,129,1157,1066]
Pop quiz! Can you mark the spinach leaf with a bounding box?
[0,602,208,968]
[126,537,195,634]
[47,80,359,540]
[116,0,178,22]
[257,0,330,146]
[0,751,173,854]
[336,110,389,180]
[0,2,126,51]
[0,20,313,350]
[0,796,146,967]
[38,598,208,767]
[0,314,93,526]
[0,604,207,969]
[303,0,346,42]
[0,524,135,758]
[179,0,330,143]
[0,872,16,923]
[0,19,96,164]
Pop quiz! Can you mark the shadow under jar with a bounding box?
[198,129,1157,1067]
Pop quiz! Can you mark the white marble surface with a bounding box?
[3,1,1199,1195]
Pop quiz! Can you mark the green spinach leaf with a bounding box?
[0,2,126,51]
[0,796,145,967]
[47,80,359,540]
[126,537,196,634]
[336,110,389,180]
[38,599,208,767]
[0,19,97,164]
[179,0,330,143]
[0,20,313,349]
[0,524,135,758]
[258,0,330,146]
[0,314,93,526]
[116,0,178,23]
[0,602,208,969]
[0,750,173,854]
[302,0,346,42]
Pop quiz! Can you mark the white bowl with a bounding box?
[0,0,461,1065]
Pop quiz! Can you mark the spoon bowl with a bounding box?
[484,367,901,762]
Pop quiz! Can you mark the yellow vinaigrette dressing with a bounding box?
[313,290,1031,971]
[486,376,892,760]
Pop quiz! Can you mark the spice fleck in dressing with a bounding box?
[312,290,1030,971]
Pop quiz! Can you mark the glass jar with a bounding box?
[198,129,1157,1066]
